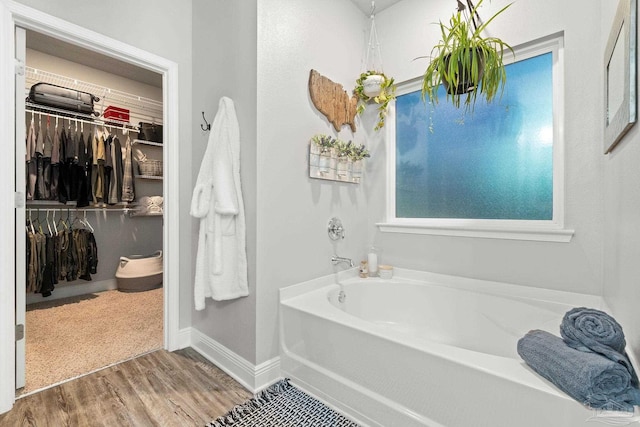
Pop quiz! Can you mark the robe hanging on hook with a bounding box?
[200,111,211,131]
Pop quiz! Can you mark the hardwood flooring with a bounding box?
[0,348,253,427]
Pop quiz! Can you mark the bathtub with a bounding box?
[279,268,618,427]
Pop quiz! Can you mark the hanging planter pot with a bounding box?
[441,49,485,95]
[362,73,386,97]
[354,71,396,131]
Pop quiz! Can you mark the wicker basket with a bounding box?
[138,159,163,176]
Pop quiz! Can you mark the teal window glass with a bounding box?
[396,52,554,220]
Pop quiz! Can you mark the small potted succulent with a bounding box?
[354,71,396,131]
[421,0,513,109]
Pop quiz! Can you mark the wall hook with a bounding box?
[200,111,211,131]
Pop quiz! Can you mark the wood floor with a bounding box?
[0,348,253,427]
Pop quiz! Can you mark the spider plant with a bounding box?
[421,0,514,109]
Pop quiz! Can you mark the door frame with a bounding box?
[0,0,181,413]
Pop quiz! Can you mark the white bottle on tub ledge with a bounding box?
[367,246,378,277]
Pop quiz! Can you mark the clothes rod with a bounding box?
[25,104,140,131]
[26,206,134,213]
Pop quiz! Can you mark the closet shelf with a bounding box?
[129,211,163,217]
[26,103,139,131]
[25,66,163,123]
[135,174,163,180]
[133,139,163,147]
[26,201,137,211]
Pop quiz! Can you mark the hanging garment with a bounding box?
[113,136,123,203]
[58,227,69,281]
[108,135,122,204]
[93,134,106,203]
[84,132,94,204]
[34,121,46,200]
[103,135,113,204]
[40,234,56,297]
[191,96,249,310]
[121,134,135,202]
[50,127,60,201]
[26,119,37,200]
[41,124,53,200]
[74,132,90,208]
[26,229,38,293]
[57,127,71,204]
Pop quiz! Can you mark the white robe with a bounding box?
[191,97,248,310]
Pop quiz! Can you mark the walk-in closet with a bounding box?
[17,28,165,395]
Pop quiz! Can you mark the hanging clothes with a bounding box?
[25,212,99,297]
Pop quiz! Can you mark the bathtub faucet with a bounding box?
[331,255,354,268]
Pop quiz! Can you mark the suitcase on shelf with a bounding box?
[28,82,100,117]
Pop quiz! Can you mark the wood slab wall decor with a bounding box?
[308,69,357,132]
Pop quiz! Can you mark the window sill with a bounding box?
[376,222,575,243]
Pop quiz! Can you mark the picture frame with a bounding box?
[604,0,637,154]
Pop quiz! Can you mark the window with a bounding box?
[380,35,573,242]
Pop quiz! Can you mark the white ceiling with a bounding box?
[26,30,162,88]
[350,0,404,15]
[26,3,405,85]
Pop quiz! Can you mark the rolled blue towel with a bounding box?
[560,307,638,386]
[517,330,640,411]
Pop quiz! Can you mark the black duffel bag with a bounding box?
[138,122,163,143]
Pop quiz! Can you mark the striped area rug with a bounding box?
[207,379,361,427]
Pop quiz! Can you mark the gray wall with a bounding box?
[255,0,369,364]
[14,0,194,330]
[602,2,640,365]
[368,0,605,295]
[190,0,258,364]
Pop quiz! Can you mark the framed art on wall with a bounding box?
[604,0,637,154]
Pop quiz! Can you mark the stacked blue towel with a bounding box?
[517,330,640,411]
[560,307,639,387]
[517,307,640,411]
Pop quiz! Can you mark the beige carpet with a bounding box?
[23,287,163,395]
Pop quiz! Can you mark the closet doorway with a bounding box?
[6,5,181,402]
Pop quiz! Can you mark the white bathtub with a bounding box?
[279,268,613,427]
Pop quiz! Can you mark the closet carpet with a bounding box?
[23,287,163,395]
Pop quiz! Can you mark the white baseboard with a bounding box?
[188,327,281,393]
[176,327,192,350]
[26,279,118,305]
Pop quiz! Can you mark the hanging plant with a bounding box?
[354,71,396,131]
[421,0,513,109]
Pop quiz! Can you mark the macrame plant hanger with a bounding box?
[362,1,384,73]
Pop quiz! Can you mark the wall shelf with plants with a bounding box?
[308,134,370,184]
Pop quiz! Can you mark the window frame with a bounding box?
[378,34,574,242]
